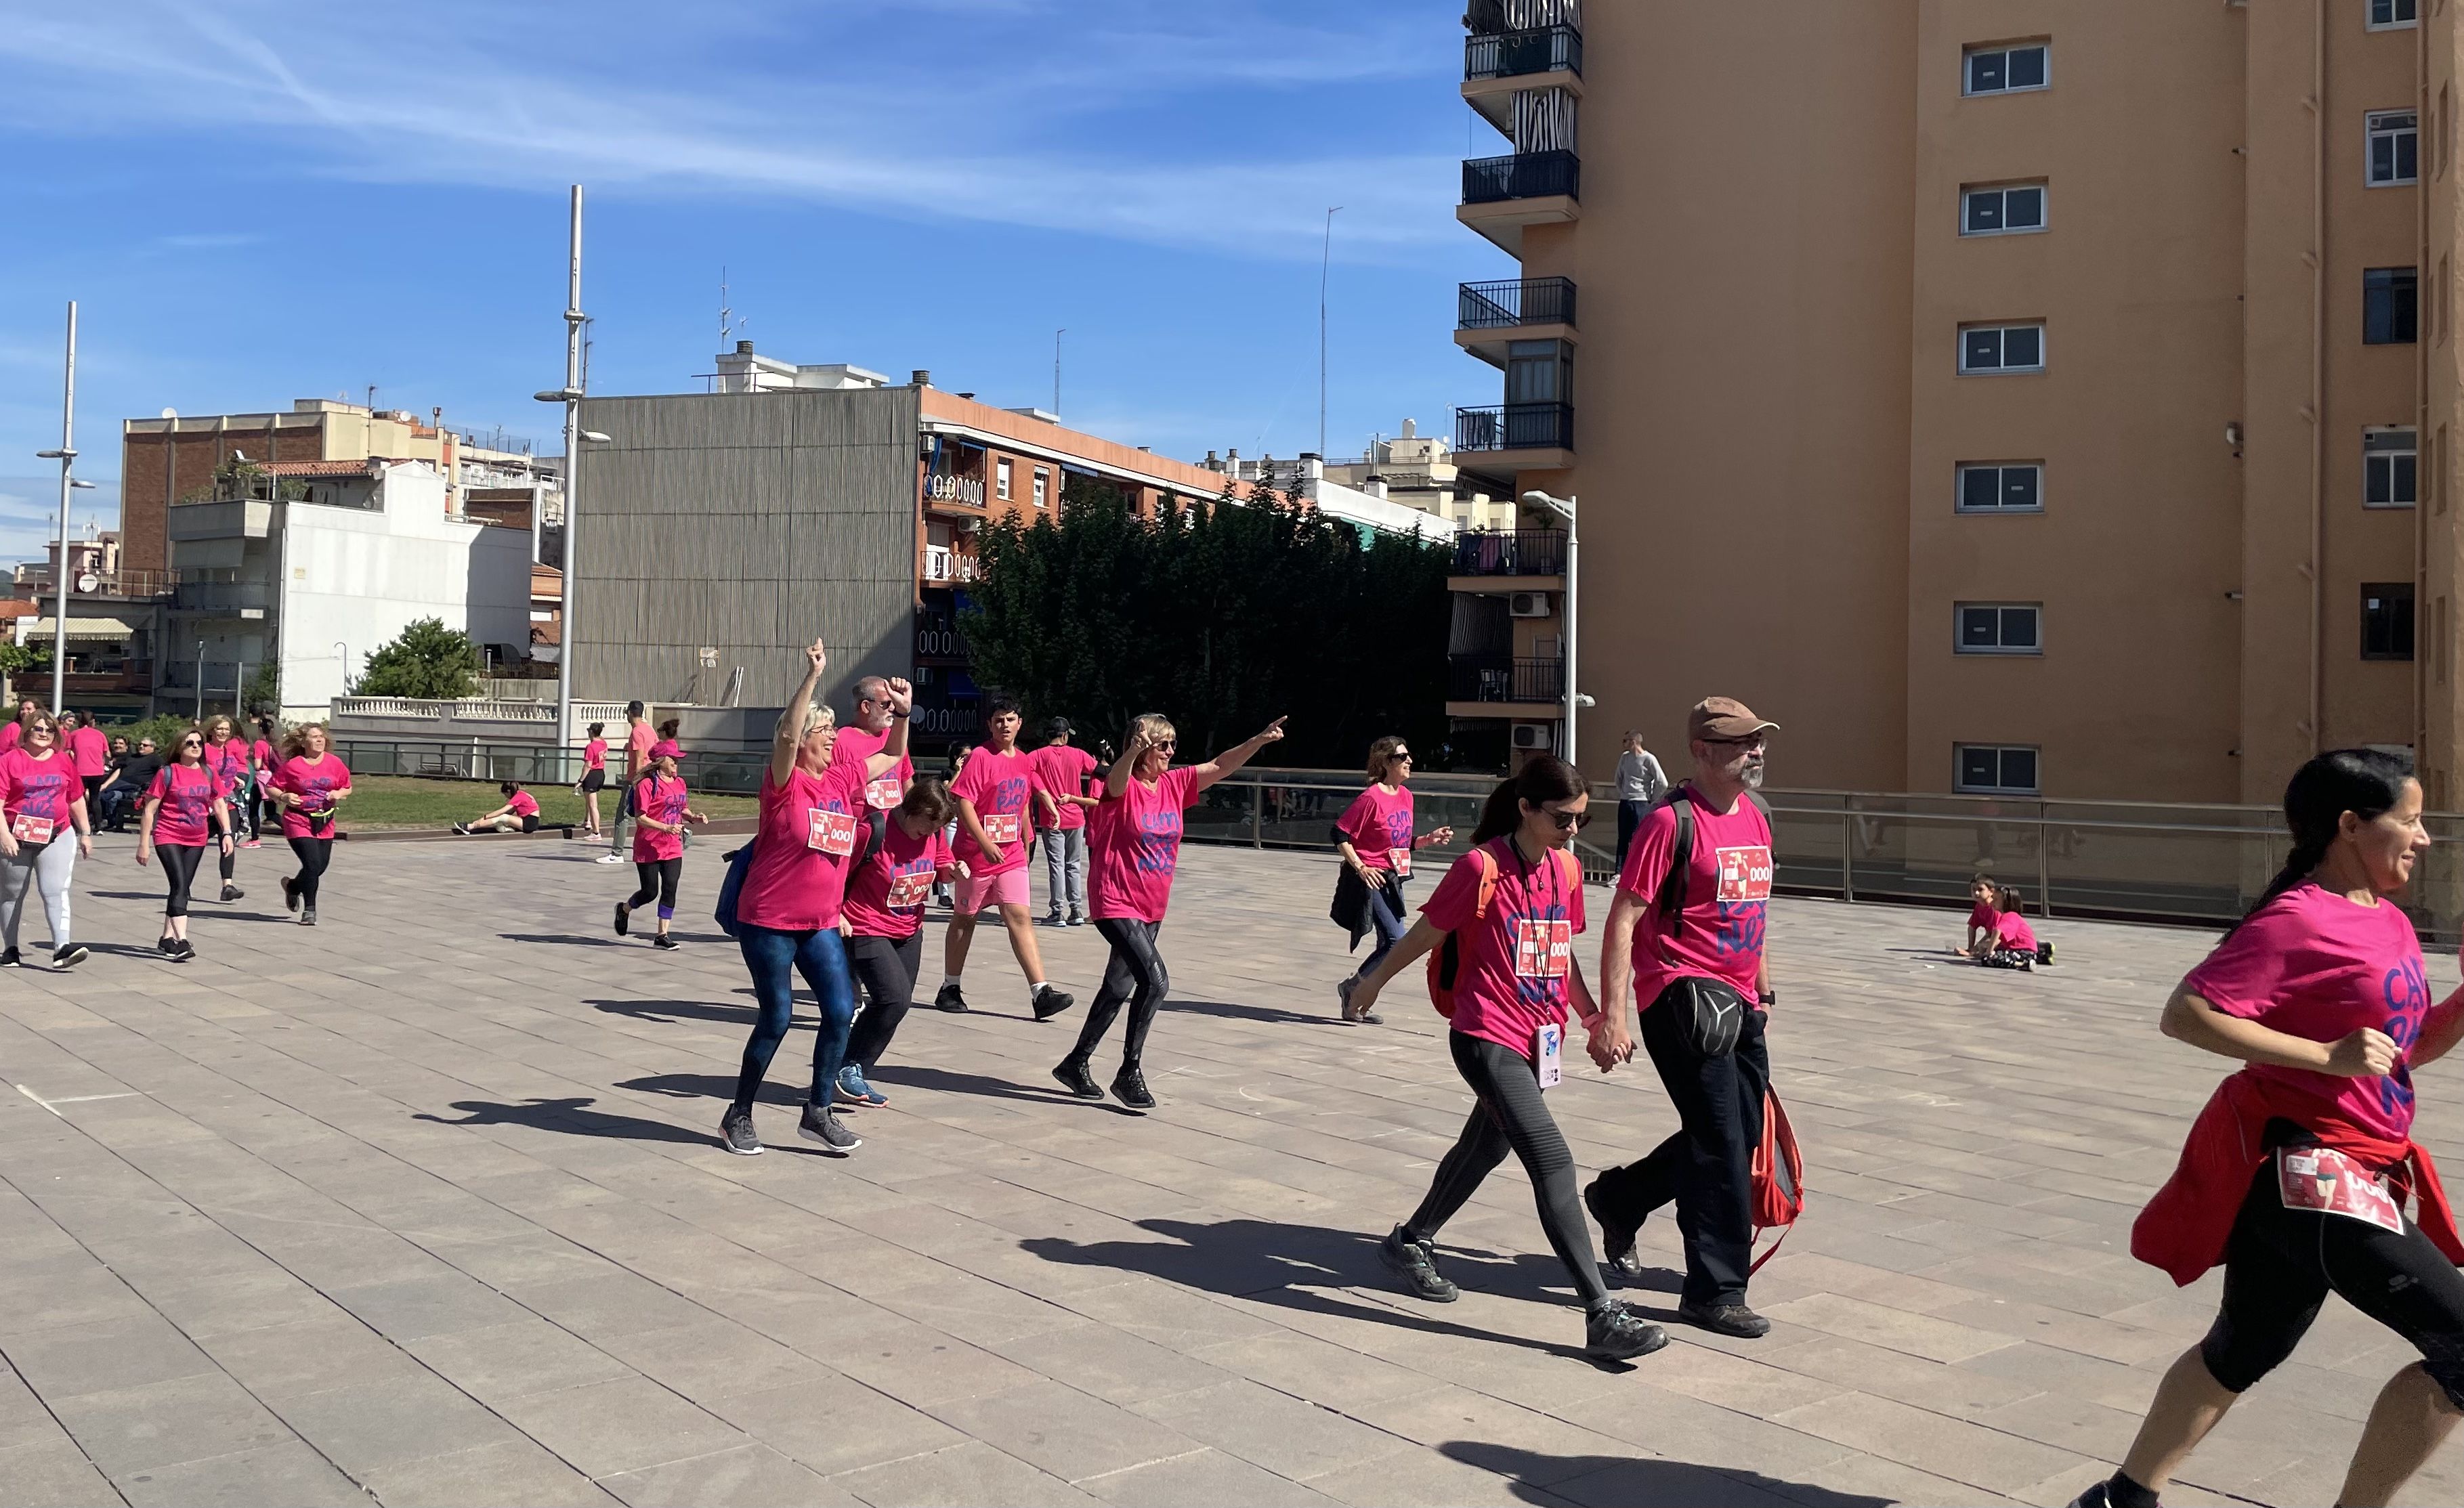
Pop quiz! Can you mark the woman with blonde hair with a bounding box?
[1330,734,1453,1025]
[1050,710,1287,1111]
[268,722,351,926]
[201,715,251,903]
[1,710,94,969]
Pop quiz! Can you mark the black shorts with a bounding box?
[578,769,607,793]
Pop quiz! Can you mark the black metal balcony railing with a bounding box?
[1455,402,1575,454]
[1458,277,1577,330]
[1462,149,1579,205]
[1452,529,1568,578]
[1449,655,1566,705]
[1465,23,1583,83]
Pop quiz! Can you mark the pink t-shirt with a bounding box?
[737,752,868,932]
[834,725,914,812]
[1029,745,1099,832]
[68,726,108,777]
[1337,784,1418,876]
[583,738,607,772]
[0,721,20,754]
[272,753,350,838]
[2184,882,2431,1141]
[1088,765,1202,923]
[1995,910,2038,954]
[1,748,80,834]
[952,745,1036,876]
[507,788,541,819]
[203,738,251,800]
[1424,839,1588,1062]
[625,721,656,778]
[1967,901,1997,934]
[843,819,955,940]
[1617,785,1772,1009]
[630,773,688,862]
[147,762,218,846]
[251,738,277,774]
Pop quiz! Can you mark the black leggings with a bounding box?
[2200,1144,2464,1408]
[1403,1031,1610,1308]
[846,932,922,1072]
[628,858,682,920]
[158,843,204,918]
[1069,918,1168,1071]
[287,836,332,905]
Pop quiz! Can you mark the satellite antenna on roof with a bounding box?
[715,268,748,394]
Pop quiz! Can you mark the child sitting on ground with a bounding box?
[1959,875,1999,957]
[454,781,542,836]
[1976,885,2054,970]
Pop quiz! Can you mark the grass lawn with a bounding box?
[331,775,759,831]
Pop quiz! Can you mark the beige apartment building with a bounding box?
[1447,0,2464,804]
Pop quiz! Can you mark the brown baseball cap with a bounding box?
[1688,697,1779,742]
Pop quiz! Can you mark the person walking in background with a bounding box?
[97,735,160,832]
[201,716,250,903]
[0,697,37,754]
[454,782,543,836]
[577,721,609,838]
[616,741,704,950]
[836,777,960,1106]
[1030,717,1097,928]
[62,711,109,807]
[249,718,280,846]
[1,710,93,970]
[599,699,654,865]
[269,723,350,927]
[1590,697,1782,1340]
[1331,735,1453,1025]
[1613,730,1670,872]
[137,725,231,962]
[939,698,1072,1018]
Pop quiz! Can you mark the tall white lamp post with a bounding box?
[1521,490,1586,766]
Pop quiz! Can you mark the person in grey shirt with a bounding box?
[1614,731,1668,870]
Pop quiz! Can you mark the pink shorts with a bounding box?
[956,866,1030,913]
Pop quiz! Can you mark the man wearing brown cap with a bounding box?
[1586,696,1781,1338]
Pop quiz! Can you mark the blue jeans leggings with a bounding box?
[1353,880,1409,979]
[732,924,855,1113]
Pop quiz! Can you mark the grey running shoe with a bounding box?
[836,1064,887,1106]
[282,875,300,913]
[796,1104,860,1154]
[1678,1299,1771,1339]
[1378,1226,1458,1303]
[1583,1177,1648,1285]
[720,1105,762,1156]
[1587,1299,1671,1360]
[300,906,317,927]
[1052,1058,1104,1100]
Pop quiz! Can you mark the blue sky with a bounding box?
[0,0,1516,566]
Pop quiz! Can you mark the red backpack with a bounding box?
[1749,1086,1804,1272]
[1425,842,1581,1017]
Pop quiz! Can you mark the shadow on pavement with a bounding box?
[1160,996,1337,1028]
[501,933,624,948]
[591,997,761,1028]
[412,1092,839,1156]
[1439,1441,1890,1508]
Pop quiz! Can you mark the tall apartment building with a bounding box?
[1447,0,2461,804]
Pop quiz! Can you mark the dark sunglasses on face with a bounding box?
[1540,805,1590,831]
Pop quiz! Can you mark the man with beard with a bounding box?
[1586,697,1781,1339]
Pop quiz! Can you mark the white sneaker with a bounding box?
[593,853,624,864]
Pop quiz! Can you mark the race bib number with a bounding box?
[10,813,54,844]
[1388,846,1411,879]
[807,807,857,857]
[983,813,1021,846]
[1716,845,1775,904]
[2277,1148,2404,1234]
[1533,1023,1563,1090]
[886,871,933,909]
[865,776,904,811]
[1513,918,1572,979]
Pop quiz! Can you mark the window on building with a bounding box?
[1957,603,2042,654]
[1956,462,2044,512]
[1963,43,2049,96]
[2365,267,2420,343]
[1959,322,2045,374]
[2369,110,2420,185]
[1960,182,2047,236]
[1505,339,1573,405]
[2370,0,2419,28]
[2362,583,2417,660]
[1032,468,1048,508]
[1955,744,2041,796]
[996,458,1013,501]
[2365,427,2419,507]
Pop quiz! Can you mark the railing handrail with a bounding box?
[1458,276,1577,329]
[1464,21,1583,82]
[1462,148,1580,206]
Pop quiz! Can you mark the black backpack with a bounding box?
[1653,786,1775,944]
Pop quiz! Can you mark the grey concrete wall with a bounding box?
[572,388,918,717]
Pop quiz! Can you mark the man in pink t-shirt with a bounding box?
[1029,718,1099,927]
[1588,696,1783,1341]
[939,697,1072,1019]
[599,700,656,863]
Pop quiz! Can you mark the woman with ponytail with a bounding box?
[1343,756,1666,1362]
[2078,749,2464,1508]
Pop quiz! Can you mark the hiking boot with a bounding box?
[935,981,969,1013]
[1378,1226,1457,1302]
[1586,1299,1671,1361]
[1110,1067,1155,1111]
[796,1104,860,1154]
[1051,1058,1105,1100]
[1583,1177,1648,1285]
[1678,1299,1771,1339]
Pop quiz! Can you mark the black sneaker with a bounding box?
[2063,1483,2113,1508]
[935,982,969,1013]
[1110,1067,1155,1112]
[1378,1226,1458,1302]
[156,934,179,958]
[719,1105,762,1156]
[299,906,317,928]
[1586,1299,1671,1361]
[51,943,89,970]
[282,875,301,914]
[174,938,198,961]
[1052,1058,1105,1100]
[613,902,630,936]
[1678,1299,1772,1339]
[796,1103,860,1154]
[2037,941,2056,966]
[1042,911,1064,926]
[1583,1178,1648,1285]
[652,934,679,951]
[219,883,244,903]
[0,949,19,969]
[1032,985,1075,1022]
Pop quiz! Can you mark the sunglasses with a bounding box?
[1539,805,1590,831]
[1152,739,1177,750]
[180,738,203,748]
[1702,735,1768,751]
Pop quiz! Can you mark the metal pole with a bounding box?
[1251,782,1262,848]
[1053,328,1064,417]
[556,186,584,750]
[1319,207,1341,460]
[194,641,205,721]
[1563,496,1578,767]
[2038,808,2054,919]
[1842,812,1854,902]
[46,302,77,716]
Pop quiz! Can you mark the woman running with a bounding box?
[201,716,251,903]
[1342,755,1664,1361]
[2075,750,2464,1508]
[617,741,704,950]
[1049,712,1287,1111]
[137,726,232,962]
[269,723,350,927]
[1332,735,1453,1025]
[578,721,609,837]
[836,777,959,1107]
[0,710,94,970]
[721,640,913,1157]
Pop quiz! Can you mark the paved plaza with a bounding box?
[3,832,2461,1507]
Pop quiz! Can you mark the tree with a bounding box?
[354,618,482,699]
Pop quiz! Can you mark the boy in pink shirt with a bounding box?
[1029,718,1099,927]
[938,697,1072,1020]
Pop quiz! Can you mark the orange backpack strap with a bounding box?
[1469,844,1500,919]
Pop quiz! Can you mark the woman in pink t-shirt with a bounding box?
[617,742,705,950]
[835,777,960,1107]
[719,640,913,1159]
[0,710,95,969]
[200,716,253,903]
[268,723,351,926]
[577,722,610,837]
[137,725,233,962]
[455,781,545,836]
[1341,755,1665,1363]
[1049,710,1287,1111]
[1332,735,1455,1022]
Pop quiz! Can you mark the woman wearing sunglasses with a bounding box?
[201,716,251,903]
[0,710,94,969]
[1331,735,1454,1025]
[1048,711,1287,1111]
[269,723,351,926]
[137,726,233,961]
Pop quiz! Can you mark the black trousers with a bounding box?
[158,842,204,918]
[287,836,333,905]
[1069,918,1167,1071]
[1405,1031,1611,1308]
[1617,798,1651,871]
[846,932,922,1071]
[1590,987,1770,1306]
[628,857,683,917]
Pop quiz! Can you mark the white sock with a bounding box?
[942,974,962,992]
[1027,981,1047,1005]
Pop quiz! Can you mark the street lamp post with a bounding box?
[194,641,206,721]
[1522,490,1583,767]
[34,301,79,716]
[534,185,587,754]
[334,642,349,696]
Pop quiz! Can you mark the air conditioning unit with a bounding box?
[1508,590,1552,618]
[1510,723,1556,752]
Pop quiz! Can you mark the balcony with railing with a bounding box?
[1458,277,1577,368]
[1458,150,1581,255]
[1465,23,1581,84]
[922,546,983,585]
[1454,403,1575,460]
[1451,529,1567,580]
[1447,654,1565,708]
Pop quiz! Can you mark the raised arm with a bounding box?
[1189,716,1287,793]
[862,679,914,780]
[1101,733,1147,799]
[771,640,826,785]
